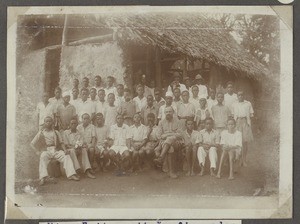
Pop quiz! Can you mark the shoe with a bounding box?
[86,171,96,179]
[68,175,80,181]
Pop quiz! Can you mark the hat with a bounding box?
[165,91,173,98]
[199,95,207,100]
[195,74,203,80]
[62,91,70,97]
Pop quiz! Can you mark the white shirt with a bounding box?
[36,102,55,126]
[95,101,107,114]
[220,130,242,148]
[130,124,148,141]
[189,96,200,110]
[104,86,117,100]
[77,99,96,122]
[133,96,147,112]
[207,98,218,114]
[232,100,254,126]
[103,104,118,127]
[110,124,131,146]
[158,103,178,120]
[69,98,81,114]
[115,95,125,108]
[177,102,195,118]
[224,93,238,112]
[193,84,208,98]
[167,83,187,94]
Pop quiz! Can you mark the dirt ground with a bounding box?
[14,130,279,208]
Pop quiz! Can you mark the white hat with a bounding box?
[165,91,173,98]
[62,91,70,97]
[195,74,203,80]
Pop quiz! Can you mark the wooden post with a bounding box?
[182,56,187,79]
[61,14,69,46]
[155,47,162,89]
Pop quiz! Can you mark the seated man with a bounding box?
[30,116,79,186]
[130,113,148,171]
[77,113,96,171]
[154,106,183,178]
[94,113,110,171]
[197,117,220,176]
[108,114,132,172]
[181,118,199,176]
[142,113,161,166]
[63,118,95,179]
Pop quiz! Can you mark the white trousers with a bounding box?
[39,147,76,179]
[69,148,91,173]
[197,146,217,169]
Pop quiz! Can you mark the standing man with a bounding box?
[194,74,208,98]
[167,72,187,94]
[36,92,55,130]
[77,88,96,123]
[141,95,159,126]
[94,75,103,93]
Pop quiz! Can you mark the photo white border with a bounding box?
[6,5,293,219]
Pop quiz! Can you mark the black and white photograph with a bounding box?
[6,6,293,220]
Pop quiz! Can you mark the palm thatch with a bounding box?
[90,12,270,80]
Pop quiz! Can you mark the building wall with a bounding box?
[15,49,46,182]
[59,42,125,91]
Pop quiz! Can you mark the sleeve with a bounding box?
[156,121,163,137]
[220,131,226,145]
[63,131,69,145]
[226,106,231,118]
[158,107,162,119]
[195,131,202,144]
[31,131,41,146]
[191,104,196,115]
[55,131,64,144]
[142,126,148,140]
[126,126,133,139]
[109,126,115,139]
[235,131,243,147]
[72,105,76,118]
[91,125,96,138]
[249,102,254,114]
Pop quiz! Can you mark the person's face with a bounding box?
[70,119,78,130]
[147,116,155,126]
[184,79,191,87]
[165,107,174,120]
[107,77,113,87]
[72,89,79,98]
[73,79,79,87]
[95,77,101,86]
[98,90,105,101]
[182,91,189,103]
[196,78,202,85]
[54,89,61,98]
[186,120,194,131]
[44,117,53,129]
[174,76,180,83]
[227,120,235,131]
[124,92,131,102]
[63,95,70,103]
[210,89,216,99]
[117,85,124,95]
[133,114,141,124]
[154,91,161,101]
[90,89,96,99]
[199,99,206,108]
[174,89,181,98]
[116,115,124,126]
[147,96,154,106]
[81,90,89,101]
[82,115,90,126]
[43,94,49,103]
[227,84,233,93]
[217,94,224,104]
[237,92,244,102]
[149,80,155,88]
[192,87,199,97]
[205,119,213,131]
[165,96,173,105]
[137,87,144,96]
[82,78,89,87]
[108,94,115,105]
[96,115,104,126]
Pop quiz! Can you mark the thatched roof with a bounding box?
[93,12,270,79]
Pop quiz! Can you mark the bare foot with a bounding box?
[216,174,221,179]
[198,169,204,176]
[228,176,235,180]
[210,168,216,177]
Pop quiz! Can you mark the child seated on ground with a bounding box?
[94,113,110,171]
[216,118,242,180]
[196,117,220,177]
[181,118,199,176]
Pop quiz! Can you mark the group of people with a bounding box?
[31,73,254,186]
